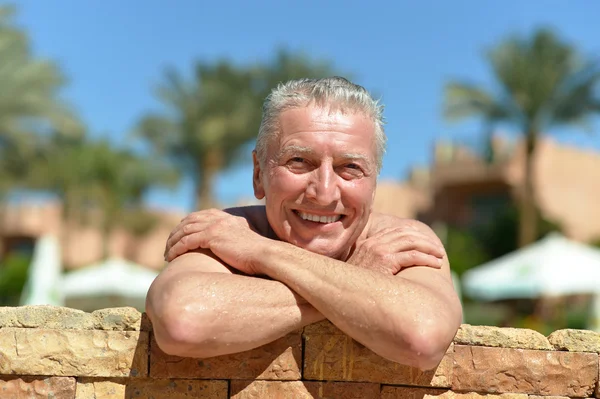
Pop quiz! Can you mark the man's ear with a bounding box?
[252,151,265,200]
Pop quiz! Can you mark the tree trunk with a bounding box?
[518,130,538,247]
[194,151,223,210]
[195,167,218,210]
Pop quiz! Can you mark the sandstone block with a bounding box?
[0,376,76,399]
[230,380,380,399]
[303,332,452,386]
[380,387,448,399]
[381,388,527,399]
[150,332,301,380]
[0,328,148,377]
[452,345,598,397]
[454,324,552,350]
[92,307,143,331]
[76,378,228,398]
[597,356,599,398]
[528,396,570,399]
[547,329,600,353]
[0,306,95,330]
[75,379,126,398]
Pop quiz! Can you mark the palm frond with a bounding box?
[548,60,600,128]
[443,82,511,122]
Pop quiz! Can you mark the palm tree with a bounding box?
[29,133,178,260]
[444,28,600,247]
[0,5,82,198]
[136,51,333,210]
[136,62,255,210]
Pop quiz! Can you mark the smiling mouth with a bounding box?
[294,211,343,224]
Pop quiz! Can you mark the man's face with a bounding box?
[253,105,378,260]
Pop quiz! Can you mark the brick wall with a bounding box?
[0,306,599,398]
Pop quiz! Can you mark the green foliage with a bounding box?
[120,209,161,237]
[446,203,562,279]
[444,28,600,246]
[0,252,31,306]
[445,226,489,277]
[462,301,513,327]
[445,29,600,133]
[473,204,562,260]
[27,133,178,257]
[135,50,335,209]
[0,4,82,199]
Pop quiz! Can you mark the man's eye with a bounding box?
[286,157,310,172]
[339,164,364,179]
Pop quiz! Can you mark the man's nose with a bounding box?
[306,164,341,205]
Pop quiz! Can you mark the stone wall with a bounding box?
[0,306,599,398]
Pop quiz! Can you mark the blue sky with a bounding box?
[11,0,600,213]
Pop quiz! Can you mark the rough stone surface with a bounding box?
[454,324,552,350]
[150,332,301,380]
[0,328,148,377]
[75,379,126,398]
[304,332,452,386]
[381,388,527,399]
[0,376,76,399]
[3,306,600,398]
[92,307,142,331]
[597,356,600,399]
[0,305,96,330]
[380,387,448,399]
[0,306,146,332]
[452,345,598,397]
[230,380,380,399]
[547,329,600,353]
[76,378,228,398]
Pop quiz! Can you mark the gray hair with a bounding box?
[255,77,386,173]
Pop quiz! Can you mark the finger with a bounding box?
[164,223,195,259]
[166,231,209,261]
[165,213,205,248]
[164,210,231,257]
[164,221,215,260]
[392,250,444,269]
[372,230,445,258]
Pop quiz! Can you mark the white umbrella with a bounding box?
[60,258,158,311]
[462,232,600,301]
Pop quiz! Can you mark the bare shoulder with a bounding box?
[367,212,451,280]
[368,212,438,238]
[224,205,273,238]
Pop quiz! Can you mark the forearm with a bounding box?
[256,241,461,369]
[147,268,324,358]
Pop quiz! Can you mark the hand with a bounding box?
[347,224,446,275]
[164,209,266,275]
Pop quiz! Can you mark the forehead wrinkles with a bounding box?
[265,106,377,162]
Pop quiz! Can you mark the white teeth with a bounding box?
[298,212,341,224]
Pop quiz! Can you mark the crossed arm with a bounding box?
[146,209,462,370]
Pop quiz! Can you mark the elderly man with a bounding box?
[146,77,462,370]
